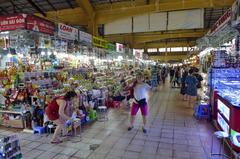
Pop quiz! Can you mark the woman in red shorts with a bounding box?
[45,91,77,144]
[128,72,151,133]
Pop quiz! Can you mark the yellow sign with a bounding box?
[93,36,108,48]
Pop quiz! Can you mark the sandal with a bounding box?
[128,126,134,131]
[51,140,63,144]
[142,127,147,134]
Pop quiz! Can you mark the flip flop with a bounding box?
[128,126,134,131]
[142,127,147,134]
[51,140,63,144]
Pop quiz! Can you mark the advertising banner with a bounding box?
[58,23,78,41]
[26,15,54,35]
[0,14,26,31]
[108,43,116,52]
[116,43,124,53]
[93,36,108,48]
[79,31,92,45]
[133,49,143,59]
[208,9,231,36]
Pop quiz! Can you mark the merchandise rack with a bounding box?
[0,135,22,159]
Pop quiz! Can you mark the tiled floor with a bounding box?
[0,83,226,159]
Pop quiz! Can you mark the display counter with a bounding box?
[216,94,240,151]
[212,80,240,151]
[0,109,25,128]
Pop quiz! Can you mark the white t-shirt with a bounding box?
[134,83,151,101]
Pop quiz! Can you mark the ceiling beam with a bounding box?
[95,0,234,24]
[75,0,95,18]
[135,31,205,44]
[42,0,234,25]
[65,0,74,9]
[149,54,187,61]
[105,29,207,45]
[46,0,57,11]
[27,0,46,17]
[148,52,188,56]
[134,41,196,49]
[35,8,88,25]
[0,7,8,14]
[10,0,23,13]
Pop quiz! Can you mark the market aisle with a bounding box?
[0,83,218,159]
[86,84,215,159]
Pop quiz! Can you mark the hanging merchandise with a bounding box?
[231,0,240,30]
[213,50,227,68]
[58,23,78,41]
[0,135,22,159]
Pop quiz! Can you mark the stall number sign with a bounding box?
[58,23,78,41]
[208,9,231,36]
[93,36,108,48]
[26,15,54,35]
[0,14,26,31]
[79,31,92,44]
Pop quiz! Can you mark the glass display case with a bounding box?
[216,81,240,107]
[208,68,240,151]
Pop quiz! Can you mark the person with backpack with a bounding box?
[45,91,77,144]
[128,72,151,133]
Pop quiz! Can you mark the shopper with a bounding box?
[161,67,167,84]
[128,72,151,133]
[180,70,188,100]
[45,91,77,144]
[173,67,181,87]
[169,67,175,83]
[185,69,198,108]
[193,68,203,89]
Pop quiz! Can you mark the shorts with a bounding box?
[131,102,148,116]
[112,96,125,101]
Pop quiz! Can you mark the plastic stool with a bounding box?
[33,126,45,134]
[211,131,232,159]
[73,119,81,136]
[97,98,105,106]
[89,110,97,120]
[194,103,211,120]
[97,106,108,122]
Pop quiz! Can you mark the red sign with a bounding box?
[0,14,26,31]
[208,9,232,36]
[26,15,54,35]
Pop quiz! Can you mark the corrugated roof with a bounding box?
[0,0,78,16]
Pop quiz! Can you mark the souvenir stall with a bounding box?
[0,14,57,130]
[0,13,136,137]
[197,5,240,152]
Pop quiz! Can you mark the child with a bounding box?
[128,72,151,133]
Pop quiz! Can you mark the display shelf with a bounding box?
[216,94,240,152]
[0,109,24,129]
[0,135,22,159]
